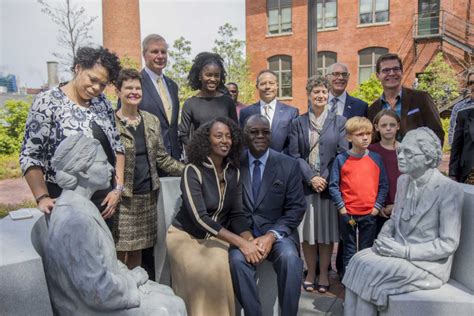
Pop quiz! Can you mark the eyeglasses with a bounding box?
[396,147,424,159]
[380,67,402,75]
[330,72,350,79]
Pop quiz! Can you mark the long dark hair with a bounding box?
[186,117,242,167]
[187,52,227,91]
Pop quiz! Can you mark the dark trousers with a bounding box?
[339,214,377,275]
[229,238,303,316]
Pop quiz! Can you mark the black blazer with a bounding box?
[240,149,306,245]
[449,107,474,182]
[369,87,444,145]
[343,94,368,119]
[288,112,348,196]
[139,69,182,160]
[239,101,299,153]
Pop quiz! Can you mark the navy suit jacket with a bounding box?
[342,94,368,119]
[138,69,182,160]
[239,101,299,152]
[240,149,306,245]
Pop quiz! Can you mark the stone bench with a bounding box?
[380,183,474,316]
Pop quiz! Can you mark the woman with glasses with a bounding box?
[288,76,348,293]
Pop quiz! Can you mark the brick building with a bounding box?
[246,0,473,112]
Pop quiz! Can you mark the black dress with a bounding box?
[178,95,238,146]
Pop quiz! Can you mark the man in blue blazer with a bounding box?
[229,114,306,316]
[326,62,368,119]
[239,70,299,152]
[139,34,182,161]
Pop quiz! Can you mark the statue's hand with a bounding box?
[131,266,149,286]
[374,237,406,258]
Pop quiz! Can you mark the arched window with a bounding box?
[268,55,292,98]
[267,0,292,35]
[317,0,337,30]
[358,47,388,83]
[317,51,337,76]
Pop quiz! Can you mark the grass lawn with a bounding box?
[0,200,36,218]
[0,154,21,180]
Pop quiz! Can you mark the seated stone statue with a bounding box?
[43,133,186,315]
[342,127,464,316]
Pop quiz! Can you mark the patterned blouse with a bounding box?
[20,85,124,183]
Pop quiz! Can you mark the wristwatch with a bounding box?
[269,231,279,240]
[114,184,125,193]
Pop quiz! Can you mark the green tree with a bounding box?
[213,23,254,104]
[0,100,31,155]
[351,73,383,105]
[167,36,194,104]
[417,52,460,109]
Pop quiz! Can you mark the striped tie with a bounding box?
[329,97,338,113]
[264,104,272,126]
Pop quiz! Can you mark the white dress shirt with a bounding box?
[144,66,173,105]
[259,99,277,126]
[328,91,347,116]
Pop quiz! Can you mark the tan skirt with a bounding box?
[166,225,235,316]
[113,191,158,251]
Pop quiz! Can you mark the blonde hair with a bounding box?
[345,116,373,135]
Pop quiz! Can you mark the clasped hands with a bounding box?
[310,176,327,193]
[239,233,276,265]
[373,236,407,258]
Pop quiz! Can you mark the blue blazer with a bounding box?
[239,101,299,152]
[288,112,348,196]
[343,94,368,119]
[240,149,306,245]
[138,69,182,160]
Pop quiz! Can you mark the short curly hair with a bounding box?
[115,68,142,90]
[187,52,227,91]
[404,127,442,168]
[186,117,242,167]
[306,75,330,94]
[71,46,122,84]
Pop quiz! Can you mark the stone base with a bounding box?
[381,280,474,316]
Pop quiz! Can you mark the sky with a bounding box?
[0,0,246,88]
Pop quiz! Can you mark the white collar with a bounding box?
[329,91,347,104]
[259,98,277,109]
[144,66,164,83]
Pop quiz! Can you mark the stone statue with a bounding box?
[43,133,186,315]
[342,127,464,316]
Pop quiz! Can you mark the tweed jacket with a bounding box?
[115,110,184,197]
[369,87,444,144]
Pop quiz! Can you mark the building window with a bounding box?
[359,0,389,24]
[358,47,388,83]
[268,0,292,35]
[317,0,337,30]
[317,51,337,76]
[268,55,292,98]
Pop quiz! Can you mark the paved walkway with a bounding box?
[0,177,33,205]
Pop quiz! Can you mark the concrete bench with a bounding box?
[380,183,474,316]
[155,177,279,316]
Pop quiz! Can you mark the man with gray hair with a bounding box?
[139,34,182,161]
[326,63,368,119]
[138,34,182,280]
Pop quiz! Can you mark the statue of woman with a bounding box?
[343,127,463,316]
[43,133,186,315]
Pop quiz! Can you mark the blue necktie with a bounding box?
[330,97,338,112]
[252,160,262,200]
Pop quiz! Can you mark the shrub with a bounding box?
[0,99,31,155]
[350,73,383,105]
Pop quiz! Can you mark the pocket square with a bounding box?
[407,108,420,116]
[272,180,283,187]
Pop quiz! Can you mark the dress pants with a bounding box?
[229,237,303,316]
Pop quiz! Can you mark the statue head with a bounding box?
[52,133,113,191]
[397,127,442,177]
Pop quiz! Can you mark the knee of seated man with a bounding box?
[229,247,247,266]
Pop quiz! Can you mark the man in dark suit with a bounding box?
[239,70,299,152]
[138,34,182,280]
[140,34,182,160]
[449,106,474,183]
[368,53,444,144]
[229,114,306,316]
[326,62,368,118]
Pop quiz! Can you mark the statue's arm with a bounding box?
[408,184,463,261]
[377,218,395,239]
[58,214,141,311]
